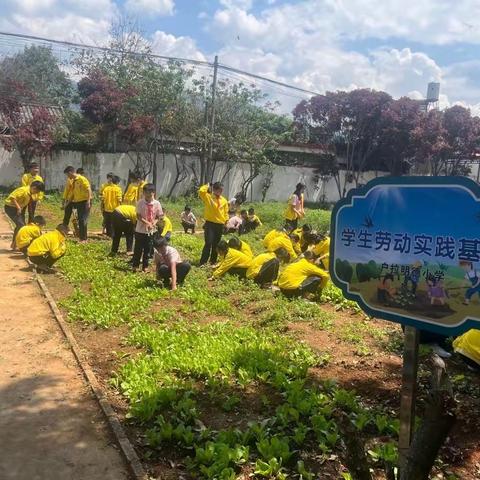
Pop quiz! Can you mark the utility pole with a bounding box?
[207,55,219,182]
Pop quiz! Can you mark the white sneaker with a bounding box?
[431,344,452,359]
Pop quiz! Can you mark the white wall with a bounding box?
[0,147,391,204]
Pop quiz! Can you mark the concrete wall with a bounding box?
[0,147,394,203]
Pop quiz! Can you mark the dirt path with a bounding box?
[0,216,129,480]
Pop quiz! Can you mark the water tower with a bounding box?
[419,82,440,111]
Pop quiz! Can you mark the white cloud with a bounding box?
[125,0,174,16]
[151,31,206,61]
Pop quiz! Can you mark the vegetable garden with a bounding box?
[31,195,480,480]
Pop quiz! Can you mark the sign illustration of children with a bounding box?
[426,275,449,306]
[460,261,480,306]
[377,273,396,305]
[403,261,422,295]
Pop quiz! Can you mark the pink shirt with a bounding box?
[154,246,182,267]
[226,215,242,230]
[135,199,163,234]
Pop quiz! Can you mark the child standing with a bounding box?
[460,261,480,305]
[21,162,44,222]
[180,206,197,234]
[101,175,123,237]
[132,184,163,272]
[15,216,47,255]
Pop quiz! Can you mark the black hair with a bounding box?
[32,215,46,226]
[383,274,394,283]
[56,223,69,235]
[240,209,247,215]
[228,237,241,249]
[302,224,311,232]
[106,172,114,179]
[76,167,85,175]
[112,175,120,185]
[153,236,168,250]
[143,183,155,194]
[64,166,75,174]
[294,182,306,195]
[184,205,191,211]
[248,207,255,214]
[30,180,45,192]
[274,247,290,261]
[212,181,224,190]
[217,240,229,253]
[304,250,316,261]
[129,171,141,181]
[29,162,39,169]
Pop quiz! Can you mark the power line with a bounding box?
[0,30,321,99]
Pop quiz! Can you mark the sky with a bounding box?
[1,0,480,114]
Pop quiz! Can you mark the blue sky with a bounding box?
[1,0,480,114]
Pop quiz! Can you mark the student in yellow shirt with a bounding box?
[246,247,290,287]
[62,166,92,242]
[263,228,287,249]
[21,162,44,222]
[211,240,252,278]
[199,182,229,265]
[4,181,45,248]
[15,216,47,255]
[228,236,254,258]
[245,207,262,233]
[267,232,299,261]
[110,205,137,255]
[312,234,331,271]
[284,182,305,230]
[453,329,480,370]
[123,172,139,206]
[99,172,114,234]
[277,251,329,299]
[27,224,68,272]
[149,211,172,258]
[101,175,123,237]
[292,224,312,252]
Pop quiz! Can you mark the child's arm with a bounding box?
[170,262,178,290]
[12,198,22,214]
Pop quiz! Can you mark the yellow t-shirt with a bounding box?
[277,258,329,290]
[123,183,138,206]
[246,252,276,280]
[285,193,304,221]
[137,181,147,202]
[71,175,91,202]
[15,224,42,249]
[248,214,262,225]
[239,240,254,259]
[213,248,252,278]
[21,173,44,201]
[263,229,283,249]
[27,230,66,259]
[267,233,298,260]
[198,184,229,225]
[63,178,74,200]
[115,205,137,222]
[5,186,32,209]
[312,237,330,270]
[102,184,123,212]
[161,216,173,236]
[453,329,480,366]
[99,182,110,197]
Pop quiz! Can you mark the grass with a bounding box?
[31,194,405,478]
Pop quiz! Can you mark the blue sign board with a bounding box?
[330,176,480,335]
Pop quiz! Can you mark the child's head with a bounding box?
[56,224,69,236]
[153,236,168,253]
[64,165,75,178]
[76,167,85,175]
[274,247,290,263]
[30,180,45,194]
[248,207,255,215]
[28,162,39,175]
[106,172,114,181]
[302,224,312,233]
[383,273,394,283]
[32,215,46,227]
[184,205,191,213]
[303,250,316,263]
[129,171,141,183]
[217,240,229,255]
[289,233,300,243]
[228,236,241,250]
[460,260,473,271]
[240,209,248,219]
[143,183,155,201]
[212,182,224,197]
[295,182,306,194]
[112,175,120,185]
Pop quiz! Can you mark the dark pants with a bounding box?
[28,200,37,223]
[282,276,323,298]
[285,219,298,231]
[103,211,114,237]
[20,246,28,256]
[200,221,224,265]
[63,201,89,240]
[111,211,134,254]
[227,267,248,278]
[182,221,195,234]
[29,252,64,268]
[156,262,191,288]
[254,258,280,285]
[4,205,25,244]
[132,232,153,270]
